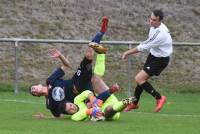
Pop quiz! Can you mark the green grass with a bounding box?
[0,90,200,134]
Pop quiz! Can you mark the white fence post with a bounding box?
[14,41,19,95]
[127,44,132,97]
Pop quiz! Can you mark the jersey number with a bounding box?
[76,70,81,76]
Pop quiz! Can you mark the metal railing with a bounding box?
[0,38,200,95]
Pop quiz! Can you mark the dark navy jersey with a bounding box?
[45,57,94,117]
[72,57,93,93]
[45,68,76,117]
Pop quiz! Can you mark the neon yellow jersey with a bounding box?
[71,90,92,121]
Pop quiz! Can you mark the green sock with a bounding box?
[113,101,125,112]
[94,54,105,76]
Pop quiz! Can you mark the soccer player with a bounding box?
[59,90,136,121]
[122,9,173,112]
[29,16,118,118]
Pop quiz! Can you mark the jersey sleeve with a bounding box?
[46,67,65,85]
[137,30,162,52]
[71,90,93,121]
[71,109,89,121]
[74,90,93,106]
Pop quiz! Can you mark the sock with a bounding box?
[140,82,161,100]
[94,54,105,76]
[91,32,104,44]
[134,85,143,104]
[113,101,125,112]
[100,16,108,33]
[96,90,111,102]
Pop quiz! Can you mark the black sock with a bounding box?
[134,85,143,104]
[140,82,161,100]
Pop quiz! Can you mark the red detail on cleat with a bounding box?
[100,16,109,33]
[154,96,167,112]
[123,103,139,112]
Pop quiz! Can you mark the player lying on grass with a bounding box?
[30,16,120,118]
[59,90,136,121]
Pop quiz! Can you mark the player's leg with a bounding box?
[89,16,108,54]
[135,54,169,112]
[71,16,109,93]
[104,95,137,120]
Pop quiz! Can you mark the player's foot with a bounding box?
[101,16,109,33]
[109,83,121,93]
[89,42,108,54]
[122,97,137,106]
[154,96,167,112]
[123,103,139,112]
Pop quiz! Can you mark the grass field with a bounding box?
[0,91,200,134]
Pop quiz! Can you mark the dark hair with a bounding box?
[28,84,39,97]
[153,9,164,21]
[58,101,71,115]
[29,85,36,96]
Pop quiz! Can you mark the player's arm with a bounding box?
[74,90,94,105]
[122,47,140,60]
[48,48,72,70]
[137,30,162,52]
[46,67,65,85]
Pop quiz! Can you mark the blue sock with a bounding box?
[91,31,105,43]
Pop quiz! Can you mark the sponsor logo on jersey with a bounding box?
[52,87,65,101]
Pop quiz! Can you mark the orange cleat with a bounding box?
[123,103,139,112]
[154,96,167,112]
[89,42,108,54]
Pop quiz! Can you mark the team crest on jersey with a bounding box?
[52,87,65,101]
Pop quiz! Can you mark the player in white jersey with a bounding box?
[122,9,173,112]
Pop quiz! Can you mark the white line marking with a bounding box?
[0,99,44,104]
[131,111,200,118]
[1,99,200,118]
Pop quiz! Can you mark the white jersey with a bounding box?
[137,23,173,57]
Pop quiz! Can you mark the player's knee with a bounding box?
[135,75,145,85]
[85,48,94,60]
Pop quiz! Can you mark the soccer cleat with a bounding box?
[122,97,137,105]
[100,16,109,33]
[123,103,139,112]
[154,96,167,112]
[89,42,108,54]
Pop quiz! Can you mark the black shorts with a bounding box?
[143,53,170,76]
[72,57,93,93]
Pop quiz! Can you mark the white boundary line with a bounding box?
[0,99,44,105]
[129,111,200,118]
[1,98,200,118]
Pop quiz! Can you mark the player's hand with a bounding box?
[92,98,103,107]
[122,52,128,60]
[91,107,104,118]
[48,48,61,59]
[32,112,46,119]
[86,107,104,118]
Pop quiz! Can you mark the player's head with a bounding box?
[29,84,47,97]
[149,9,164,27]
[59,101,78,115]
